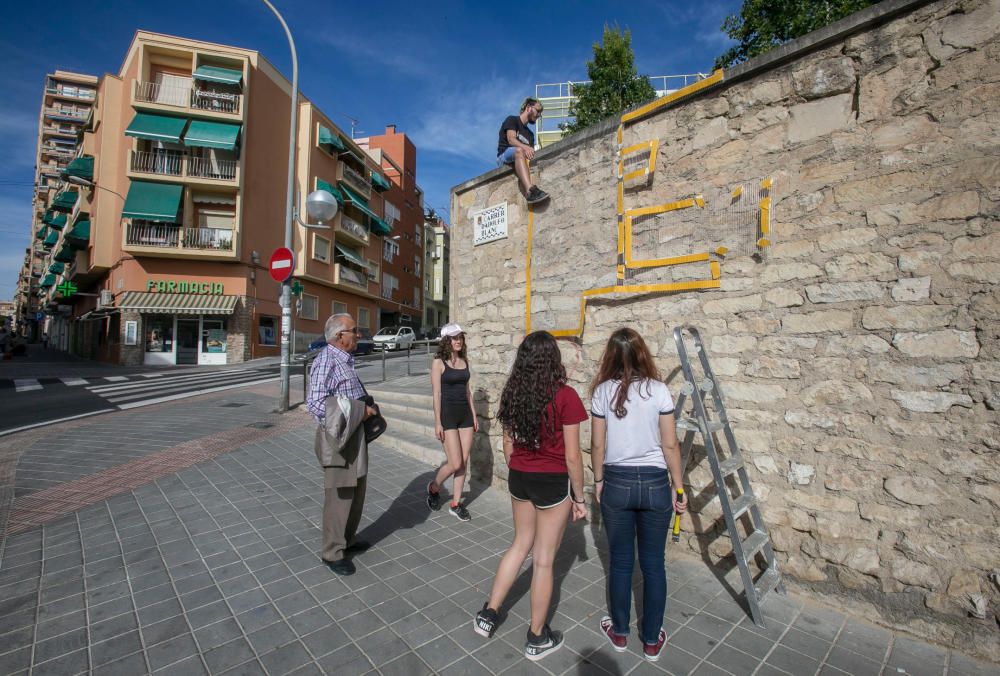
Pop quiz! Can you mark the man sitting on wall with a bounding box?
[497,97,550,205]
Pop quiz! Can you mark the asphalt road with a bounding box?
[0,347,432,436]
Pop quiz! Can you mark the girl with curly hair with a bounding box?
[426,323,478,521]
[473,331,587,661]
[590,327,687,662]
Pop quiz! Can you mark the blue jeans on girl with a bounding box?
[600,465,673,644]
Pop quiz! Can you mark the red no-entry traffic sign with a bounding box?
[269,247,295,283]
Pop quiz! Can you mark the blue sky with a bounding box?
[0,0,740,299]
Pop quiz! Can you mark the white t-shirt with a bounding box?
[591,379,675,468]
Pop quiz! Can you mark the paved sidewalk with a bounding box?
[0,382,996,675]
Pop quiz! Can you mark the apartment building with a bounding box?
[33,31,400,367]
[423,212,450,331]
[12,71,97,342]
[357,126,424,331]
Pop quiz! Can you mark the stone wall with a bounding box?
[452,0,1000,660]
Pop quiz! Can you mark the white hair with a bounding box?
[325,313,353,342]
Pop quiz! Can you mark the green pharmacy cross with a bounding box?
[56,280,78,297]
[290,280,304,296]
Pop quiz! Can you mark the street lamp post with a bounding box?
[261,0,298,413]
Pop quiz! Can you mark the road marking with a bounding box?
[140,373,168,378]
[104,376,128,382]
[103,371,279,403]
[0,409,118,437]
[14,379,42,392]
[116,377,282,410]
[61,378,88,386]
[87,368,264,395]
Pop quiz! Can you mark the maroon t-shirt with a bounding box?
[508,385,588,474]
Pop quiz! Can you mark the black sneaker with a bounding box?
[524,624,563,661]
[426,482,441,511]
[474,603,499,638]
[526,186,550,204]
[449,503,471,521]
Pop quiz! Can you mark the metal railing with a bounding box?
[44,106,88,120]
[338,214,369,244]
[183,227,234,250]
[341,164,371,194]
[188,156,238,180]
[134,80,242,115]
[191,89,241,114]
[126,221,181,248]
[130,150,183,177]
[335,263,368,289]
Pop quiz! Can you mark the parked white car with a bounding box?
[373,326,416,351]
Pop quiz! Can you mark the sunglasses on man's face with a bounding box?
[338,327,360,336]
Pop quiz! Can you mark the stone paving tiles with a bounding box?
[0,390,997,674]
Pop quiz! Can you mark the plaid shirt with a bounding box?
[307,345,365,422]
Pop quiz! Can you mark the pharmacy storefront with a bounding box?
[119,280,238,366]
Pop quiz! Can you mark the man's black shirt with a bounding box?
[498,115,534,156]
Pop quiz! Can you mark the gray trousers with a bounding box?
[322,471,367,562]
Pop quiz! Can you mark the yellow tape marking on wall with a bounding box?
[710,261,721,279]
[547,278,722,338]
[621,70,725,125]
[525,206,534,333]
[629,252,711,270]
[622,198,705,266]
[621,140,660,183]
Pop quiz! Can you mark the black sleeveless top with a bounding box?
[441,361,470,404]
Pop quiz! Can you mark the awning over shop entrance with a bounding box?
[118,291,238,314]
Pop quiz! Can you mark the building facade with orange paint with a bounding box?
[40,31,408,367]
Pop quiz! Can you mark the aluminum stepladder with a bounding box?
[672,325,784,627]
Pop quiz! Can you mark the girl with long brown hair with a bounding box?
[590,327,687,662]
[473,331,587,661]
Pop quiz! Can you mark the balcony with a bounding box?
[46,84,96,101]
[335,213,369,247]
[129,150,238,183]
[124,220,235,256]
[338,163,371,198]
[334,263,368,292]
[44,107,88,121]
[41,144,75,158]
[134,80,242,116]
[42,124,78,138]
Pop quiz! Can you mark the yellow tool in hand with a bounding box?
[671,488,684,543]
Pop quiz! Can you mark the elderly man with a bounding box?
[307,313,376,576]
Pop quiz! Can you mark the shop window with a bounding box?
[146,314,174,352]
[202,318,227,354]
[313,234,331,263]
[333,301,347,316]
[300,294,318,320]
[358,307,370,328]
[258,316,277,345]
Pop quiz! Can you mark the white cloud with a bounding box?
[409,74,535,162]
[315,31,435,79]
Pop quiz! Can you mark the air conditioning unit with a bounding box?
[98,290,114,309]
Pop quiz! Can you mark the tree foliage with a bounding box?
[714,0,876,70]
[563,25,657,134]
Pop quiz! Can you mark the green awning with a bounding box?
[55,244,75,262]
[193,65,243,85]
[66,220,90,249]
[316,178,344,207]
[122,181,183,222]
[51,190,79,212]
[370,215,392,236]
[125,113,188,143]
[48,261,65,274]
[43,230,59,247]
[36,226,48,241]
[371,171,391,192]
[334,243,366,268]
[61,155,94,181]
[339,182,391,235]
[318,125,345,152]
[40,274,56,288]
[184,120,241,150]
[44,212,68,230]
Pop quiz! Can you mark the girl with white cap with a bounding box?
[427,323,478,520]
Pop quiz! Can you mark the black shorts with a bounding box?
[441,401,474,430]
[508,468,570,509]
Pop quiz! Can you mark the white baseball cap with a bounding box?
[440,323,465,338]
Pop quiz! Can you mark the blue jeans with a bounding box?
[497,147,516,166]
[600,465,672,644]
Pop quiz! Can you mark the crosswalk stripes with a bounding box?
[14,379,43,393]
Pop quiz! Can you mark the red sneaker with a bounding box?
[643,629,667,661]
[599,616,627,653]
